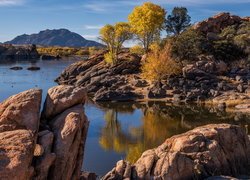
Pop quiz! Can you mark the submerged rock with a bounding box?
[10,66,23,70]
[103,124,250,179]
[27,66,41,71]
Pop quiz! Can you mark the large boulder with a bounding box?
[48,104,89,180]
[0,89,42,132]
[103,124,250,179]
[0,130,36,180]
[41,85,86,120]
[0,89,42,180]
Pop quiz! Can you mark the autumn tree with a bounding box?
[99,22,132,64]
[166,7,191,35]
[128,2,166,53]
[142,43,181,81]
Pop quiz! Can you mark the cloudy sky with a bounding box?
[0,0,249,43]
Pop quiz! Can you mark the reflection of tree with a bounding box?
[98,102,250,163]
[99,109,135,153]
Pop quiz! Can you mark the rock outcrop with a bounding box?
[194,12,248,35]
[0,85,89,180]
[0,89,42,180]
[103,124,250,180]
[0,44,39,61]
[56,50,143,101]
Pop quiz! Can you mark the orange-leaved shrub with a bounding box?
[142,43,182,81]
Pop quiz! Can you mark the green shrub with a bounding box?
[210,40,246,61]
[169,28,206,61]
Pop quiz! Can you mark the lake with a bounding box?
[0,60,249,176]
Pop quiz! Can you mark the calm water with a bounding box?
[0,60,249,176]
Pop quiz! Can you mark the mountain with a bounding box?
[5,29,103,47]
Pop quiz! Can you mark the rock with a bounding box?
[131,79,147,87]
[0,89,42,132]
[235,75,243,82]
[10,66,23,70]
[0,44,39,61]
[0,86,89,180]
[0,130,36,180]
[147,87,167,99]
[173,94,183,102]
[218,102,226,111]
[80,172,97,180]
[48,105,89,180]
[237,84,244,93]
[103,124,250,179]
[41,85,86,120]
[56,51,143,101]
[183,64,208,79]
[34,130,56,180]
[194,12,244,34]
[27,66,41,71]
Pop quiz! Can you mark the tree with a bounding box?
[99,22,132,64]
[128,2,166,53]
[166,7,191,35]
[141,43,181,81]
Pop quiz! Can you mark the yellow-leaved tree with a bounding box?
[99,22,132,64]
[142,43,182,81]
[128,2,166,53]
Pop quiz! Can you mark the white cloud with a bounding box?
[84,25,103,30]
[0,0,25,6]
[83,34,99,40]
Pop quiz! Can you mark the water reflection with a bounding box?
[94,101,250,164]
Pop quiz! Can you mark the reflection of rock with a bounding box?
[103,124,250,179]
[27,66,41,71]
[0,85,89,180]
[10,66,23,70]
[40,54,60,60]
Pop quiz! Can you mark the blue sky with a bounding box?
[0,0,249,43]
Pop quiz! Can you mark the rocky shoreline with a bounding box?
[0,85,89,179]
[0,44,39,61]
[55,13,250,113]
[0,87,249,179]
[55,50,250,113]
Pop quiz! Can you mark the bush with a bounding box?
[169,28,207,61]
[210,40,246,61]
[142,44,182,81]
[129,45,144,55]
[104,52,114,64]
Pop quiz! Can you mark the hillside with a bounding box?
[4,29,103,47]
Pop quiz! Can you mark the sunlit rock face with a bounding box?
[103,124,250,180]
[0,85,89,180]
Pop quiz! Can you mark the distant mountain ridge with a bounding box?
[4,29,103,47]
